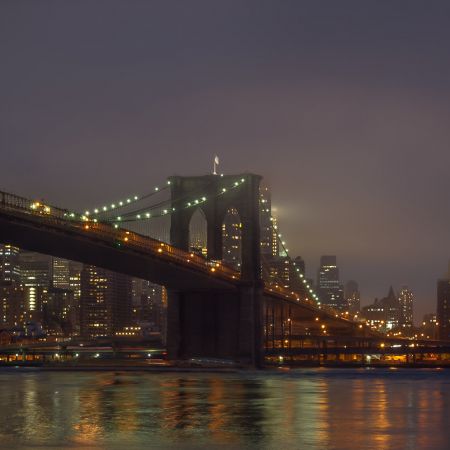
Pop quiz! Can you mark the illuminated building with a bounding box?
[437,264,450,340]
[19,251,51,315]
[43,287,75,336]
[317,256,345,311]
[189,209,207,257]
[0,284,26,327]
[260,186,278,257]
[345,280,360,314]
[222,207,242,270]
[69,261,83,301]
[361,287,400,332]
[52,257,71,289]
[398,286,414,327]
[420,313,439,340]
[0,244,20,284]
[80,265,132,339]
[131,278,166,332]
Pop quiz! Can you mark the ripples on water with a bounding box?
[0,368,449,449]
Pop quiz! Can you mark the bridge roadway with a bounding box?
[0,189,359,329]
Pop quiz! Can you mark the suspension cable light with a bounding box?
[83,180,171,217]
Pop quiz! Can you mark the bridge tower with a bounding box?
[166,173,264,366]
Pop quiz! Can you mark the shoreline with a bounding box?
[1,362,450,372]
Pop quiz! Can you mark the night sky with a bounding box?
[1,1,450,321]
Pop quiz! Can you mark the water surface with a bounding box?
[0,368,449,449]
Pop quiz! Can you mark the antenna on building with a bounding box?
[213,155,219,175]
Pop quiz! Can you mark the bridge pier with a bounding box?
[166,283,264,367]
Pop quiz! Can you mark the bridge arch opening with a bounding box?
[221,207,242,272]
[188,208,207,257]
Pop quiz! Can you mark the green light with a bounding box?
[134,196,138,200]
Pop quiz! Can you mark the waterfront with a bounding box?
[0,368,449,449]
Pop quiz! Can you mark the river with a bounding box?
[0,368,449,449]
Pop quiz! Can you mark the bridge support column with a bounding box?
[238,282,264,367]
[166,289,182,360]
[165,284,265,367]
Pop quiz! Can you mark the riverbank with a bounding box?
[2,360,450,371]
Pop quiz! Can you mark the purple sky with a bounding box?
[1,1,450,321]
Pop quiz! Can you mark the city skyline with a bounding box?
[1,1,450,321]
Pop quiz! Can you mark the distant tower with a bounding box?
[398,286,414,327]
[317,256,345,311]
[437,263,450,340]
[345,280,360,314]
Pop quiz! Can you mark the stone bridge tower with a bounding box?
[166,173,264,366]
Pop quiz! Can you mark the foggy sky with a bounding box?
[1,1,450,321]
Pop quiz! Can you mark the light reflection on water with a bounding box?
[0,368,449,449]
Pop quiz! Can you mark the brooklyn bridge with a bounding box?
[0,173,441,366]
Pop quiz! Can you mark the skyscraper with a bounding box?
[52,257,71,289]
[260,186,278,257]
[345,280,360,314]
[131,278,166,331]
[19,251,52,316]
[437,263,450,341]
[317,256,345,311]
[398,286,414,327]
[222,207,242,270]
[80,265,132,339]
[0,244,20,285]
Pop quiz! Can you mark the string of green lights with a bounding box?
[271,217,321,305]
[109,178,247,226]
[83,180,171,217]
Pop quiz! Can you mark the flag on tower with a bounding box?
[213,155,220,175]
